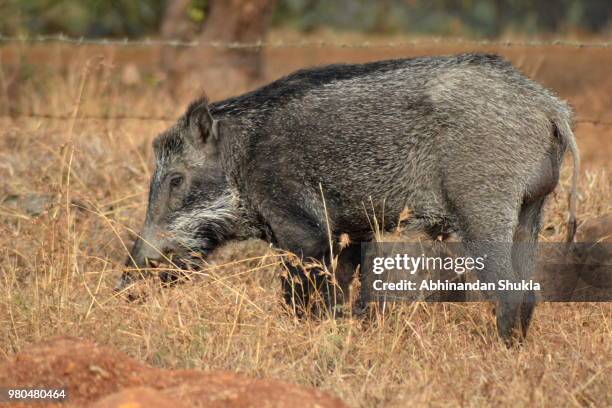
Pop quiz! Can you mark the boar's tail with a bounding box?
[553,114,580,243]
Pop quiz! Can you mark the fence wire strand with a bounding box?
[1,33,610,126]
[1,33,612,49]
[0,112,610,127]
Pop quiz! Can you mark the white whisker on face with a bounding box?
[169,192,239,252]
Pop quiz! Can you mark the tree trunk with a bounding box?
[372,0,392,34]
[159,0,194,75]
[199,0,277,80]
[534,0,566,33]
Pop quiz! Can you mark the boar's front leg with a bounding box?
[263,202,340,317]
[334,243,361,314]
[280,258,331,318]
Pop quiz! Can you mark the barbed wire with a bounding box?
[0,112,176,122]
[1,33,611,49]
[573,118,612,126]
[0,112,610,127]
[1,33,610,126]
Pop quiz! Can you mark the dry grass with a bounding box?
[0,36,611,407]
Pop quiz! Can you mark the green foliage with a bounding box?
[0,0,610,38]
[271,0,611,36]
[1,0,166,37]
[187,0,207,24]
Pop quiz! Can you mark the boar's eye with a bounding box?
[169,174,184,190]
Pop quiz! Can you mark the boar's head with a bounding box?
[116,98,237,290]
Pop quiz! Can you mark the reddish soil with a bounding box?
[0,337,348,408]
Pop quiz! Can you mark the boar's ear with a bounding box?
[186,97,218,146]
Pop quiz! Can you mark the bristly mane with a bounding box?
[208,53,510,117]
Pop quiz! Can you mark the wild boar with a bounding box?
[118,53,579,343]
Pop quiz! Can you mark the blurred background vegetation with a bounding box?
[1,0,610,39]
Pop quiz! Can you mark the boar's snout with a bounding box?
[115,235,164,292]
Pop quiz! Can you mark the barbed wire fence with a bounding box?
[2,33,612,49]
[1,33,611,126]
[2,112,609,127]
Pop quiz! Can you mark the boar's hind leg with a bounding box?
[468,240,523,344]
[512,197,546,339]
[455,198,524,344]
